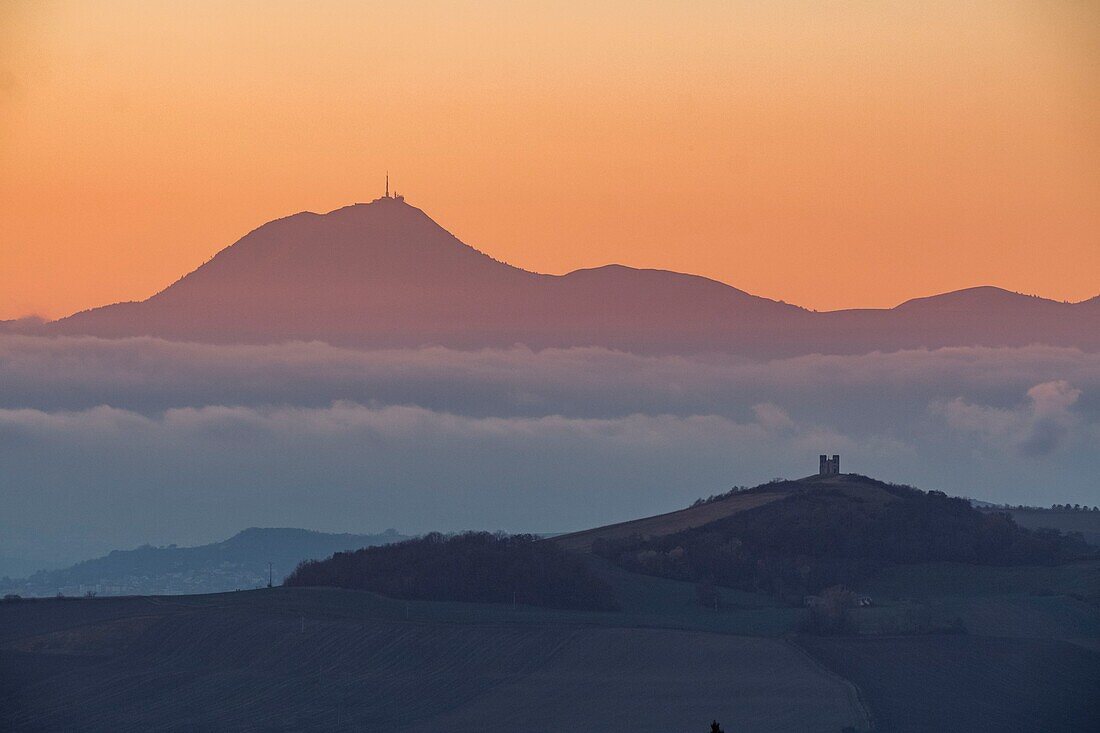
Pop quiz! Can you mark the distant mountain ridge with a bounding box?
[1,527,407,597]
[45,197,1100,356]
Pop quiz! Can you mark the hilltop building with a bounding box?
[819,454,841,475]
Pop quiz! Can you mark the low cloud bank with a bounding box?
[3,335,1099,420]
[938,380,1086,457]
[0,336,1096,572]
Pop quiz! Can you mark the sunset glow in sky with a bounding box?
[2,0,1098,320]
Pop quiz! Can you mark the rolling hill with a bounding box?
[2,528,406,598]
[576,473,1095,600]
[45,196,1100,356]
[553,473,911,553]
[553,487,789,552]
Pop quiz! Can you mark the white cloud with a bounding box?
[752,403,795,432]
[2,335,1099,423]
[937,380,1084,457]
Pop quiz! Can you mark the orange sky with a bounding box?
[1,0,1098,320]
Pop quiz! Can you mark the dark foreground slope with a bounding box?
[48,198,1100,356]
[0,590,868,733]
[2,558,1099,730]
[2,574,1098,732]
[800,635,1100,732]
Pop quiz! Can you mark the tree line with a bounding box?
[284,531,619,611]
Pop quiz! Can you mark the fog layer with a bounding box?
[1,336,1096,573]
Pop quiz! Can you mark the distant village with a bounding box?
[2,564,272,600]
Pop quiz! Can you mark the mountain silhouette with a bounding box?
[48,197,1100,356]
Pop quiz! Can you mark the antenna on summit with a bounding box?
[379,172,403,203]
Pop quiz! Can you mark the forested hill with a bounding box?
[285,531,619,611]
[592,474,1095,600]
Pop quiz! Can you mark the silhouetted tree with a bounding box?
[710,720,724,733]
